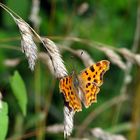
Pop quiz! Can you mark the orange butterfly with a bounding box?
[59,60,110,112]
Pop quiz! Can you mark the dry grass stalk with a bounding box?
[99,47,127,70]
[75,50,95,67]
[38,52,55,75]
[77,94,128,137]
[6,7,74,137]
[91,128,127,140]
[64,106,75,138]
[118,48,140,66]
[129,4,140,140]
[4,58,20,67]
[14,18,37,71]
[46,124,64,134]
[9,7,74,136]
[41,38,67,78]
[0,3,38,71]
[60,45,95,67]
[134,54,140,65]
[118,48,135,62]
[29,0,41,28]
[41,38,75,138]
[77,2,89,15]
[70,138,89,140]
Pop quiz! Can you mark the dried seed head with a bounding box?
[42,38,67,78]
[64,106,75,139]
[0,3,74,139]
[38,52,55,75]
[41,38,74,138]
[14,18,37,71]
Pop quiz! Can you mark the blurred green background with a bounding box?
[0,0,140,140]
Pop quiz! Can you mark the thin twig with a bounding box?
[113,0,140,127]
[59,45,95,67]
[29,0,41,31]
[129,1,140,139]
[76,94,128,137]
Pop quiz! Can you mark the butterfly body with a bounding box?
[59,60,110,112]
[72,71,79,88]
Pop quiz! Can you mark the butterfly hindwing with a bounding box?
[78,60,110,108]
[59,76,82,112]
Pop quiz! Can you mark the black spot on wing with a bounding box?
[99,67,102,70]
[69,80,71,83]
[100,75,103,81]
[90,66,95,72]
[94,79,98,83]
[71,91,74,95]
[86,83,91,88]
[86,90,89,93]
[85,71,88,75]
[87,77,91,81]
[66,78,68,84]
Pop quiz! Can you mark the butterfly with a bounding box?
[59,60,110,112]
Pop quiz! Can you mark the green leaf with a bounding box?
[0,102,9,140]
[10,71,27,116]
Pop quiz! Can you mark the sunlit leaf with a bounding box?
[0,102,8,140]
[10,71,27,116]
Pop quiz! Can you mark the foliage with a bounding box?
[0,102,8,140]
[10,71,27,116]
[0,0,139,140]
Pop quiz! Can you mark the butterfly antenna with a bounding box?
[65,51,84,74]
[69,51,84,74]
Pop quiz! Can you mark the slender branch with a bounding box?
[129,1,140,139]
[76,94,128,137]
[113,0,140,127]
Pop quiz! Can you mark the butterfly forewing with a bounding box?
[59,76,82,112]
[79,60,110,86]
[78,60,110,108]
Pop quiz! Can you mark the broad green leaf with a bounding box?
[0,102,9,140]
[10,71,27,116]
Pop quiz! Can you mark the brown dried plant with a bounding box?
[0,2,75,138]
